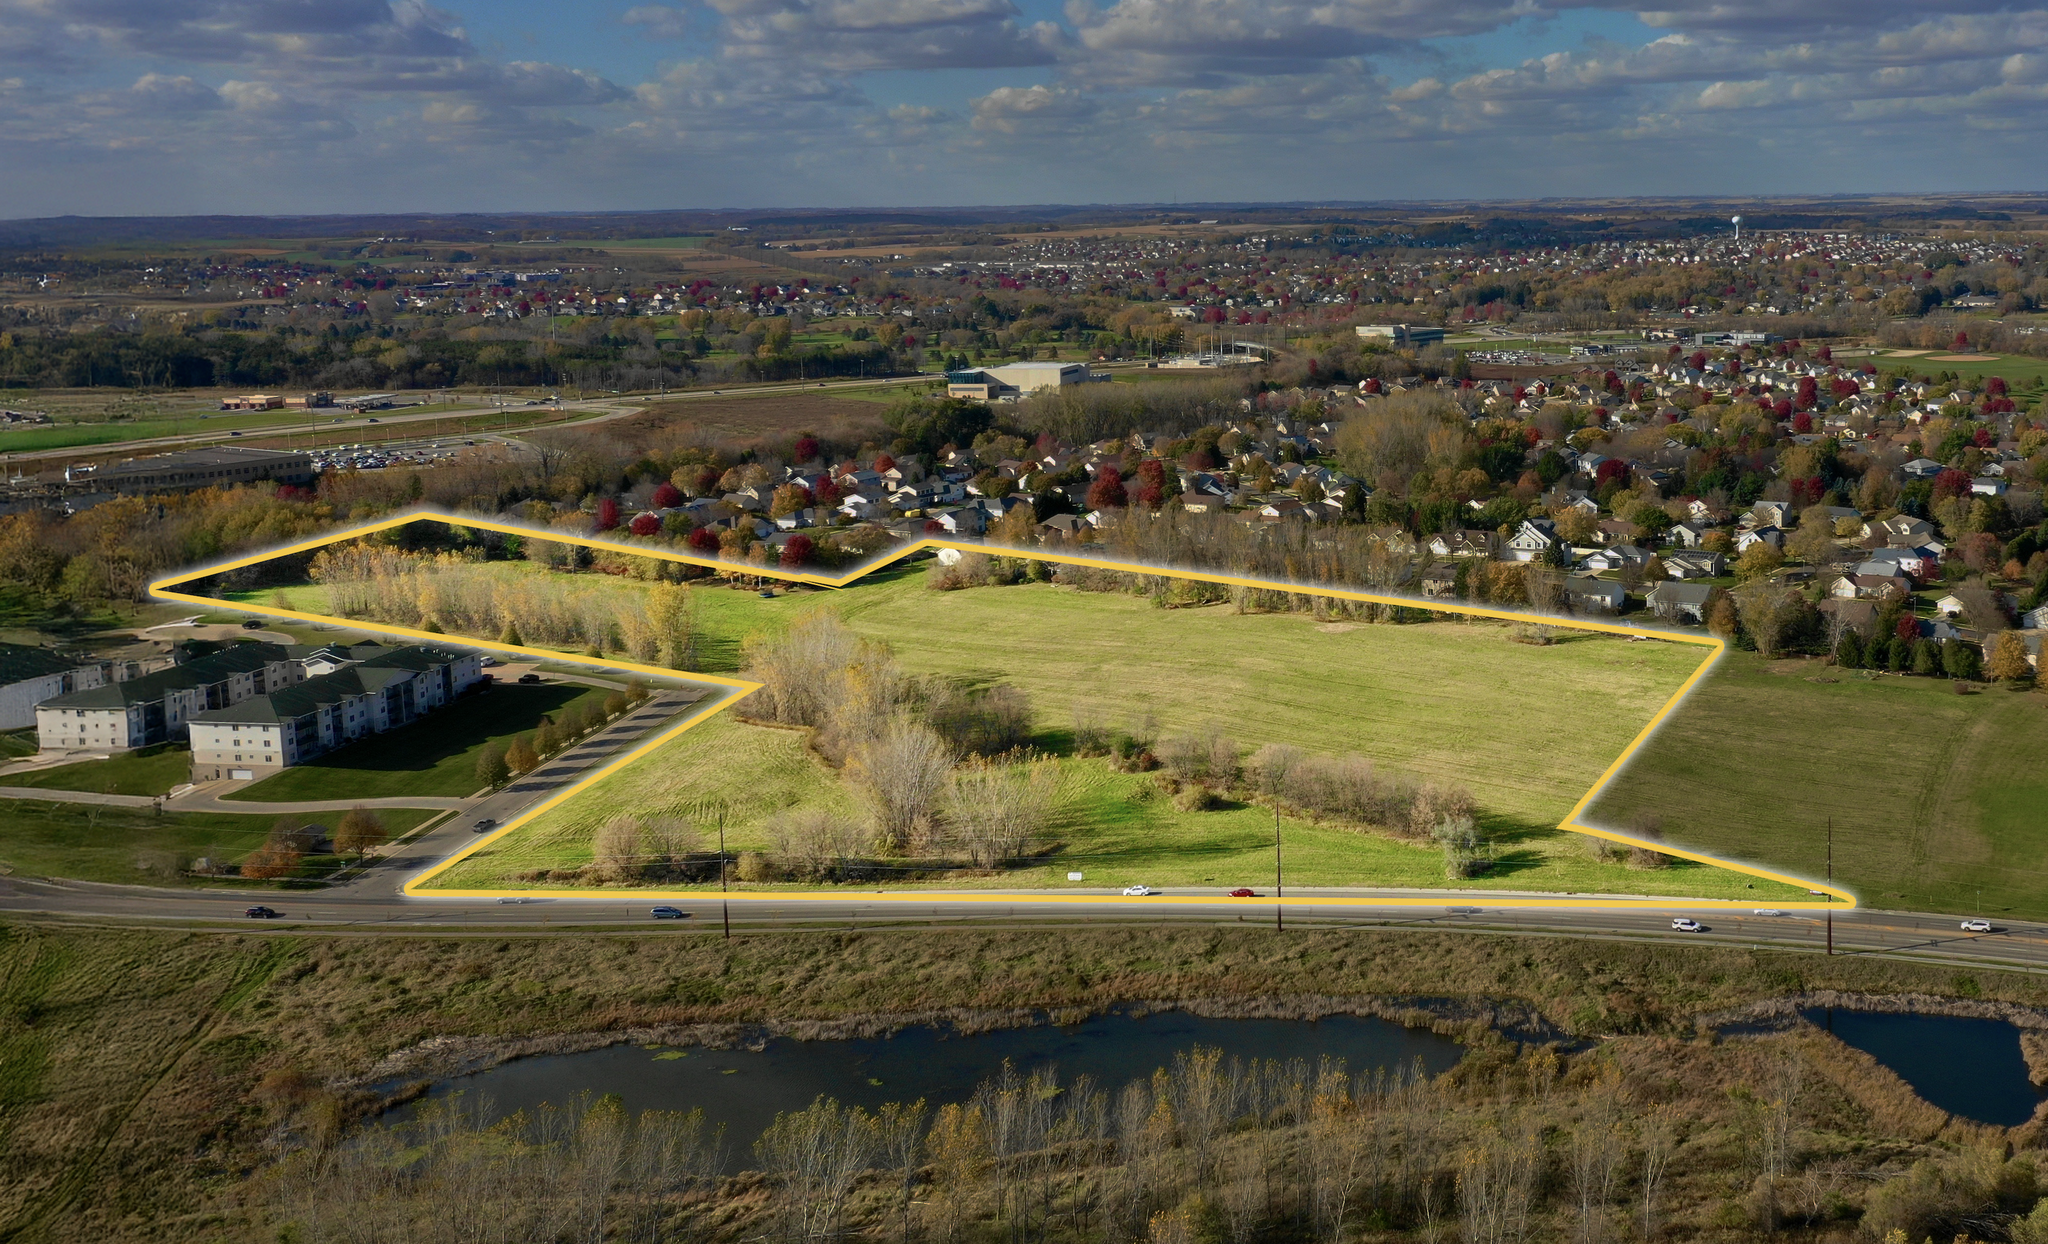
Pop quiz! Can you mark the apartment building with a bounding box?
[34,643,305,755]
[187,644,484,782]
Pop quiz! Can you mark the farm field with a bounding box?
[1590,654,2048,918]
[0,798,436,886]
[224,682,614,803]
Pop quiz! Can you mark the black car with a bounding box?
[517,673,542,684]
[244,905,281,919]
[240,619,266,629]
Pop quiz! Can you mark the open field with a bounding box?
[2,920,2045,1242]
[1591,654,2048,918]
[600,390,894,455]
[0,799,435,886]
[1876,351,2048,392]
[428,711,1805,900]
[0,745,191,797]
[367,559,1809,898]
[226,682,613,803]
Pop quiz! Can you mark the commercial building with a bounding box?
[187,644,485,782]
[945,362,1098,400]
[35,642,307,755]
[1354,324,1446,347]
[91,447,315,496]
[0,643,104,730]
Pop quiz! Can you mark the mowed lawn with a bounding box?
[1590,654,2048,917]
[0,799,436,886]
[225,683,612,803]
[424,564,1816,900]
[0,745,192,797]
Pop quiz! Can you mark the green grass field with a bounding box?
[0,799,436,886]
[1590,654,2048,917]
[0,745,192,797]
[225,683,612,803]
[409,561,1812,899]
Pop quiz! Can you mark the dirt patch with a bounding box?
[1929,354,2000,362]
[597,392,893,456]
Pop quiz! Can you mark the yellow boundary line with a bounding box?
[148,506,1855,912]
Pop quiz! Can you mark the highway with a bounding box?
[0,372,943,467]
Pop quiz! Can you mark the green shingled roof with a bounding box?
[0,642,87,686]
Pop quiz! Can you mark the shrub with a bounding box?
[926,682,1033,756]
[735,851,777,883]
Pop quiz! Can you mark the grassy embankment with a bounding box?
[391,561,1802,899]
[1592,653,2048,918]
[0,801,436,885]
[0,745,191,797]
[2,921,2045,1243]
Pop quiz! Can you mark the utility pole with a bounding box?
[1826,816,1833,956]
[719,806,730,941]
[1273,795,1283,932]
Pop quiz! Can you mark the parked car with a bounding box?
[1960,918,1993,933]
[1670,918,1703,932]
[240,619,266,629]
[1229,888,1257,898]
[472,818,496,833]
[650,906,687,920]
[244,905,281,919]
[1122,885,1155,896]
[517,673,542,684]
[479,655,498,667]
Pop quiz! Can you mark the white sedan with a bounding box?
[1122,885,1156,896]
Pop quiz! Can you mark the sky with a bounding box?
[0,0,2044,218]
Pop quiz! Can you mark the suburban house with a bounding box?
[0,643,104,730]
[187,645,484,783]
[1582,544,1652,573]
[1420,563,1459,597]
[1563,576,1626,614]
[1505,518,1561,562]
[1663,551,1726,579]
[1736,526,1784,552]
[1647,582,1717,625]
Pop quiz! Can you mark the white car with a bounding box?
[1752,909,1787,917]
[1122,885,1156,896]
[1670,917,1703,932]
[1960,919,1992,933]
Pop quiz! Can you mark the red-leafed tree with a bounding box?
[1087,467,1127,510]
[629,512,660,536]
[1792,412,1813,434]
[794,435,822,463]
[1794,377,1818,411]
[687,525,719,553]
[596,497,620,531]
[874,453,896,473]
[780,535,814,567]
[651,482,682,508]
[1594,458,1630,489]
[1933,468,1973,501]
[1897,615,1920,643]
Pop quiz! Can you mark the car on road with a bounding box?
[650,906,687,919]
[1122,885,1156,896]
[1229,888,1257,898]
[244,905,281,919]
[1447,906,1482,915]
[1671,917,1703,932]
[1961,918,1993,932]
[472,818,496,833]
[517,673,542,684]
[496,897,534,904]
[1752,909,1788,917]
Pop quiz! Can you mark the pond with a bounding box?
[391,1009,1465,1161]
[1802,1008,2044,1128]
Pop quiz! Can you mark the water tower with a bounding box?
[1731,214,1743,244]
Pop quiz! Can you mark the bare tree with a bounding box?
[945,757,1057,868]
[592,814,642,881]
[848,721,954,852]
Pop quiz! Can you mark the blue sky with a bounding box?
[0,0,2042,216]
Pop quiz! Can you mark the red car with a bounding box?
[1229,888,1257,898]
